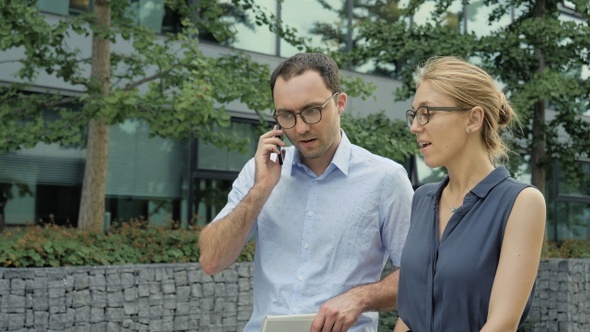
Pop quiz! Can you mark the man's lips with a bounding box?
[301,138,315,143]
[298,138,316,146]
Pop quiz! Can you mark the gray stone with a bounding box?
[75,289,91,307]
[2,260,587,330]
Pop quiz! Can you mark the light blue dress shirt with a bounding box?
[212,131,413,332]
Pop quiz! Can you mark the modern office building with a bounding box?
[0,0,588,241]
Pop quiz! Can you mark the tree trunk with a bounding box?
[531,101,546,194]
[78,0,111,232]
[531,0,546,196]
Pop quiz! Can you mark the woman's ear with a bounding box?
[466,106,484,133]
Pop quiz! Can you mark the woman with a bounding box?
[395,56,546,331]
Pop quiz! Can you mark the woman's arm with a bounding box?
[481,187,546,331]
[394,316,410,332]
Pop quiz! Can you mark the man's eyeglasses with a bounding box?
[273,92,339,129]
[406,106,471,127]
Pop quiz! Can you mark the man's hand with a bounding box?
[311,291,363,332]
[309,271,399,331]
[254,126,285,189]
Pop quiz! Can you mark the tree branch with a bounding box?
[123,70,169,91]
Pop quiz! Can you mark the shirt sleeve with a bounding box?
[210,157,258,238]
[380,164,414,267]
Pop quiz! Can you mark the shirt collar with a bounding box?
[427,166,511,199]
[290,129,351,177]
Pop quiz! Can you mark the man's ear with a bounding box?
[337,93,347,115]
[466,106,484,133]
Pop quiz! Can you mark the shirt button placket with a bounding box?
[291,178,319,306]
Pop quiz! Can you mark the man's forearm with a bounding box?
[312,269,400,332]
[354,269,399,312]
[198,184,271,275]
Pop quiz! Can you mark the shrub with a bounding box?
[543,240,590,259]
[0,220,256,267]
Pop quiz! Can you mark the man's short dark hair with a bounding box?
[270,53,341,99]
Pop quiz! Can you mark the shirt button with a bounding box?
[292,308,298,313]
[304,243,309,249]
[312,181,318,186]
[307,211,313,217]
[298,275,304,281]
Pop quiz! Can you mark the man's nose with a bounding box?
[294,114,311,133]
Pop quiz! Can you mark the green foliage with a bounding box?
[347,0,590,189]
[378,309,399,331]
[544,240,590,259]
[0,0,377,151]
[339,75,377,100]
[341,112,417,163]
[0,0,275,152]
[0,221,256,268]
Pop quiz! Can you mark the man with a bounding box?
[199,53,413,332]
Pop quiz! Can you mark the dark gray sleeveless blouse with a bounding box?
[398,166,535,331]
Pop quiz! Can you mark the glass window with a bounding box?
[37,0,70,15]
[280,0,343,57]
[513,154,532,184]
[106,196,180,226]
[217,0,277,55]
[106,119,186,199]
[193,177,233,225]
[549,201,590,241]
[197,121,259,172]
[129,0,166,33]
[193,119,261,225]
[36,184,81,226]
[161,2,182,34]
[0,142,85,226]
[70,0,91,13]
[465,2,513,37]
[558,161,590,197]
[0,181,36,227]
[546,159,590,242]
[410,0,463,29]
[558,11,590,116]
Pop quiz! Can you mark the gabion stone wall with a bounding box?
[0,263,254,332]
[1,259,589,331]
[527,259,590,332]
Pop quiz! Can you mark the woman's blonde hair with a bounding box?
[414,56,517,165]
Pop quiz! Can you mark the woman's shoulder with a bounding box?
[513,186,546,209]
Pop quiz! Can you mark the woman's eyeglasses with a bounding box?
[406,106,471,127]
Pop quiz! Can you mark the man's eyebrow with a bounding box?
[276,101,325,113]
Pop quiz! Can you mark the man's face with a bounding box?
[273,71,345,169]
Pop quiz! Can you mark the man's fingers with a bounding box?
[321,318,335,332]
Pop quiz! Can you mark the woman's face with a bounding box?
[409,80,470,169]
